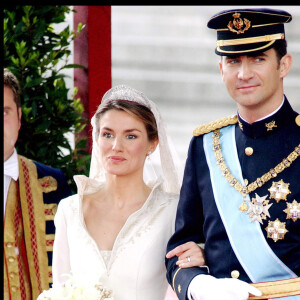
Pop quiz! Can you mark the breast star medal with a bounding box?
[283,200,300,222]
[247,193,273,224]
[268,180,291,203]
[265,218,288,242]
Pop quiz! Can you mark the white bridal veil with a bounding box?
[89,85,183,194]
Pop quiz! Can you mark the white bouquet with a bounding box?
[37,275,114,300]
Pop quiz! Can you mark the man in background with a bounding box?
[4,68,73,300]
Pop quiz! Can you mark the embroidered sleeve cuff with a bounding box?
[172,266,208,300]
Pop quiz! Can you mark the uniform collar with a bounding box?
[237,96,295,138]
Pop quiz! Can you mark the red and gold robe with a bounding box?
[4,155,71,300]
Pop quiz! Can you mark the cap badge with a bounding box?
[228,13,251,34]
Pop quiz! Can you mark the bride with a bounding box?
[50,85,204,299]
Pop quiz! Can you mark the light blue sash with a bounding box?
[203,125,297,294]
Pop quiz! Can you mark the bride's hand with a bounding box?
[166,241,205,268]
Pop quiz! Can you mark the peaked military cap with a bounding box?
[207,8,292,56]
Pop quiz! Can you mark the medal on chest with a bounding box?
[268,180,291,203]
[265,218,288,242]
[283,200,300,222]
[212,130,300,241]
[247,194,272,224]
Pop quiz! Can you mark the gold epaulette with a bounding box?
[193,114,238,136]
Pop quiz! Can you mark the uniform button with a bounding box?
[8,257,15,263]
[296,115,300,126]
[245,147,254,156]
[11,286,19,292]
[231,270,240,279]
[9,272,17,279]
[6,242,14,248]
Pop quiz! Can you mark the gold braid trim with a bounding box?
[213,130,300,197]
[48,266,53,284]
[18,155,51,298]
[172,267,182,295]
[46,234,55,252]
[249,277,300,299]
[193,115,238,136]
[44,203,58,221]
[4,180,32,299]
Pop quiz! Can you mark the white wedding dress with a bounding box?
[52,176,179,300]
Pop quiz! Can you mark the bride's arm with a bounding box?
[52,200,71,286]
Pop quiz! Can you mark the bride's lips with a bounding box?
[108,156,126,162]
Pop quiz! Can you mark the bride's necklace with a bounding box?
[212,129,300,212]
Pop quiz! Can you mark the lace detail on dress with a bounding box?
[107,183,174,273]
[56,185,178,299]
[67,180,176,275]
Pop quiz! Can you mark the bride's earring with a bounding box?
[147,151,152,160]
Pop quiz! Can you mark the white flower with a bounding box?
[37,274,114,300]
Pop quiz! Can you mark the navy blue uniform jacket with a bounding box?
[166,98,300,300]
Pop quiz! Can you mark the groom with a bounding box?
[166,7,300,300]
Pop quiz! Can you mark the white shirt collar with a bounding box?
[239,97,285,124]
[4,148,19,181]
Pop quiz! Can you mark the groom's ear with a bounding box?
[219,58,224,81]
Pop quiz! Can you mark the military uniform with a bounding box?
[166,98,300,299]
[4,155,72,300]
[166,8,300,300]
